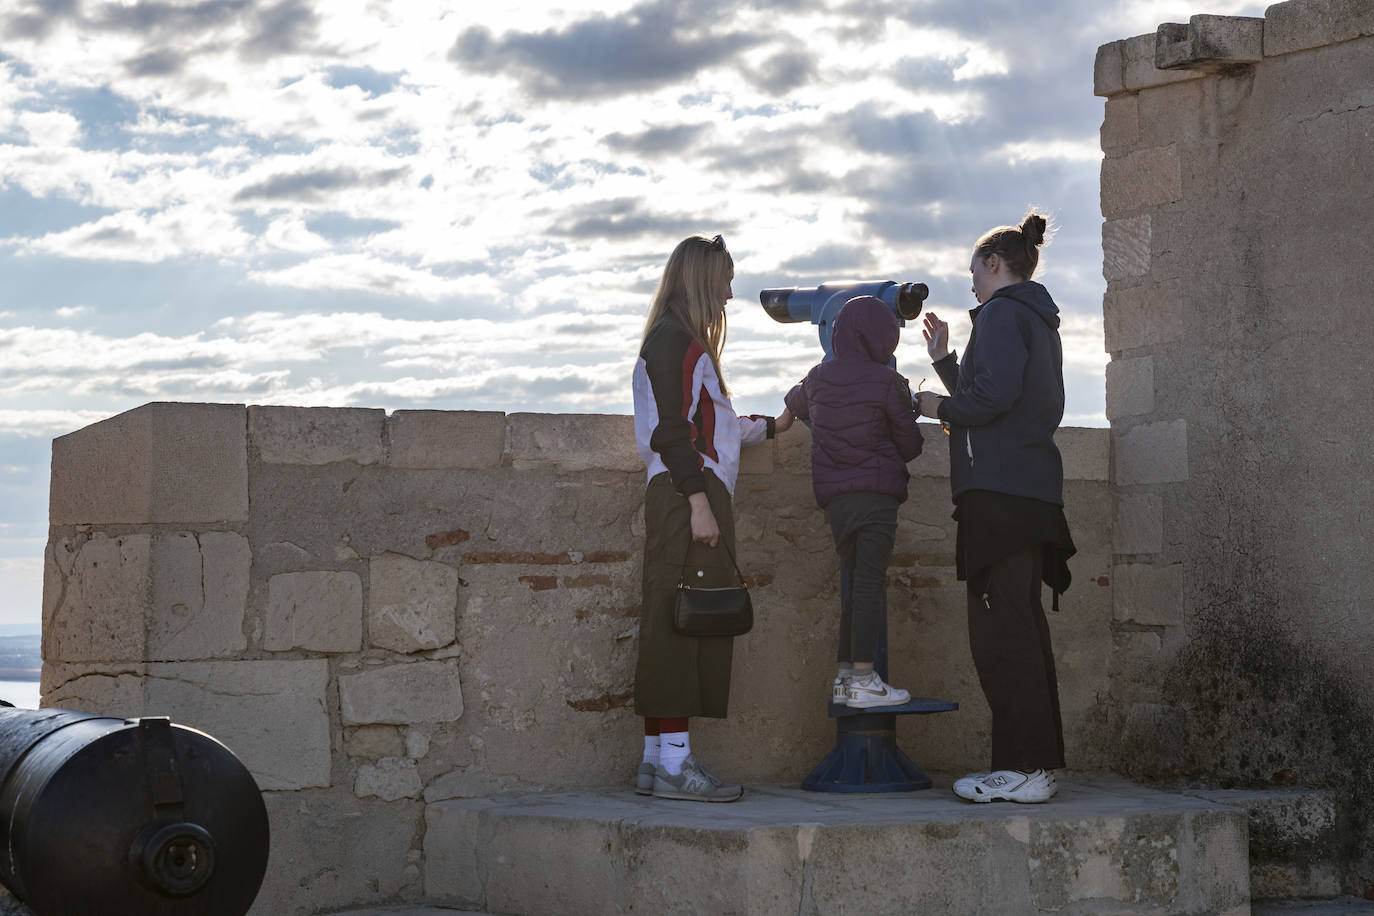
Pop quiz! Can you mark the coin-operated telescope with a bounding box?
[760,280,928,360]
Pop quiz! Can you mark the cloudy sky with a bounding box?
[0,0,1267,628]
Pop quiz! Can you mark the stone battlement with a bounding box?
[42,402,1109,912]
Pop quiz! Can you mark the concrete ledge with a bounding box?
[387,410,506,469]
[424,778,1249,915]
[1096,34,1212,98]
[508,413,639,472]
[250,405,385,466]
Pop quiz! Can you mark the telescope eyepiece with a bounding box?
[896,282,929,320]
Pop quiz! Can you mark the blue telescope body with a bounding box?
[760,281,928,360]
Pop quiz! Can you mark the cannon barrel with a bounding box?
[0,708,269,916]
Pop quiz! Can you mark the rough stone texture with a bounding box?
[250,405,385,465]
[1056,427,1110,481]
[368,554,458,653]
[49,402,248,525]
[1264,0,1374,56]
[254,789,421,916]
[1103,279,1185,354]
[1100,4,1374,886]
[425,780,1249,915]
[387,410,506,469]
[339,660,463,725]
[148,531,250,660]
[508,412,639,472]
[42,533,150,663]
[1101,145,1183,218]
[1113,563,1185,627]
[1101,94,1141,150]
[346,725,406,759]
[1096,33,1213,98]
[264,571,363,652]
[1114,419,1189,485]
[1114,492,1163,555]
[1156,15,1264,69]
[1106,357,1156,419]
[1102,216,1153,281]
[355,756,424,801]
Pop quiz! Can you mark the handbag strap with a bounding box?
[678,535,747,587]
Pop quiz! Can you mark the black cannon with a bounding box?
[0,707,269,915]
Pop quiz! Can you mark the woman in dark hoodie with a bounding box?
[916,212,1076,805]
[785,295,923,708]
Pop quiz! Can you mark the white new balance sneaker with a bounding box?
[845,670,911,708]
[954,769,1057,803]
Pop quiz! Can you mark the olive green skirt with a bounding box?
[633,471,738,719]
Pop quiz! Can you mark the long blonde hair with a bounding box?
[641,235,734,393]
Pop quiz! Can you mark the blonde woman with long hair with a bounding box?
[630,234,792,802]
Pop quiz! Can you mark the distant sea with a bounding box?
[0,680,40,710]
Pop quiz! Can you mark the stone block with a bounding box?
[1121,33,1211,92]
[355,756,423,801]
[1264,0,1374,57]
[144,659,331,790]
[1101,94,1140,149]
[1114,419,1189,485]
[738,439,774,474]
[256,789,421,916]
[368,554,458,653]
[1156,16,1264,70]
[1056,427,1109,481]
[1106,357,1155,419]
[387,410,506,469]
[508,413,638,472]
[50,402,248,525]
[345,725,405,759]
[1094,40,1125,97]
[908,423,948,478]
[1114,492,1163,555]
[264,571,363,652]
[424,799,492,903]
[43,534,150,663]
[1101,145,1182,218]
[148,532,250,661]
[249,405,385,465]
[1102,216,1152,281]
[1113,563,1184,626]
[1103,280,1184,353]
[339,660,463,725]
[773,419,812,473]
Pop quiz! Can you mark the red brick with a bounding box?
[518,575,558,590]
[426,528,471,550]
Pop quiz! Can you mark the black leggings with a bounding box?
[967,545,1065,771]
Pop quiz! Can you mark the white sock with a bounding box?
[660,731,690,775]
[642,735,660,766]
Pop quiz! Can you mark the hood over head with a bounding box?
[985,280,1060,330]
[831,295,900,364]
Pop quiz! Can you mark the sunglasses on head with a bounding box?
[710,234,726,251]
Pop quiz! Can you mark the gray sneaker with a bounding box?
[634,761,655,796]
[652,754,743,802]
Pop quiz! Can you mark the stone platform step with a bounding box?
[424,776,1252,915]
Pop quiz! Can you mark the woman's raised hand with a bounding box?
[922,311,949,362]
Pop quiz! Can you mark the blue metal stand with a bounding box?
[802,571,957,793]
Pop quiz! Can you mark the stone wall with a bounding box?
[42,402,1110,914]
[1096,0,1374,887]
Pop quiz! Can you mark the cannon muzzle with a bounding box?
[0,708,269,915]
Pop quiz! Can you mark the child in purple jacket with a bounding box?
[784,295,924,707]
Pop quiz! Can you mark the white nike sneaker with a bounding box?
[844,670,911,708]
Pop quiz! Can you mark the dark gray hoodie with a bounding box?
[934,280,1065,505]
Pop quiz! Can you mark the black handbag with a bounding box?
[672,537,753,637]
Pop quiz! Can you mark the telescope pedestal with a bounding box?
[802,571,958,793]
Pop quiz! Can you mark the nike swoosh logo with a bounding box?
[668,742,685,748]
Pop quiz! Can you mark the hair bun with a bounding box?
[1020,213,1047,247]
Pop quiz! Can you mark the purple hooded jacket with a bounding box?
[784,296,924,508]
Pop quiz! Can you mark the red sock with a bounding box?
[643,717,660,736]
[659,716,688,733]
